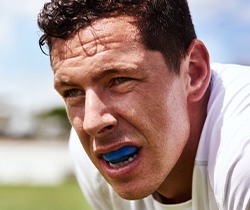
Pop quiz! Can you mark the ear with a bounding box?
[183,39,211,102]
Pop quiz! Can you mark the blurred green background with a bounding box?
[0,177,92,210]
[0,106,92,210]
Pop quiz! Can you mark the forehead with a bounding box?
[50,16,141,68]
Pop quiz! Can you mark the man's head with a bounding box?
[38,0,196,71]
[38,0,210,203]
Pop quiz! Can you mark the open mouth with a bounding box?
[102,146,139,168]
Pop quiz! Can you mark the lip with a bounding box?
[94,142,140,157]
[99,146,142,179]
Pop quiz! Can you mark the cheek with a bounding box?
[66,106,83,126]
[163,93,190,151]
[144,86,190,150]
[66,107,91,148]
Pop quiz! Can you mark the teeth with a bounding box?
[109,153,138,168]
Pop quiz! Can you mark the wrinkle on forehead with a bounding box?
[51,16,140,68]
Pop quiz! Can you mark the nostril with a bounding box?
[98,125,113,135]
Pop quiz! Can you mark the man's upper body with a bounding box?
[69,63,250,210]
[37,0,250,209]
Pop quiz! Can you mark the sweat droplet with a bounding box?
[103,146,138,162]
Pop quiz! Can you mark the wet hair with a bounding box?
[38,0,196,71]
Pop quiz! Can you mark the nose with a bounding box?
[83,89,117,137]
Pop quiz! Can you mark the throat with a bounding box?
[152,191,191,205]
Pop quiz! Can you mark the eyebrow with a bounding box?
[54,80,77,90]
[91,68,120,82]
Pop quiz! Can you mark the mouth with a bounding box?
[102,146,140,168]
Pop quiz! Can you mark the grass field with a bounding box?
[0,178,92,210]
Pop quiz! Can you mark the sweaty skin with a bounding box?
[51,16,210,204]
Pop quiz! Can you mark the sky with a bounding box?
[0,0,250,122]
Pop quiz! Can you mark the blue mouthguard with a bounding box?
[103,146,138,162]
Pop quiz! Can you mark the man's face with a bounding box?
[51,16,191,199]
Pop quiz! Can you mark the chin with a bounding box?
[117,191,149,200]
[112,183,156,200]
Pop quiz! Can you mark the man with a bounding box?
[38,0,250,209]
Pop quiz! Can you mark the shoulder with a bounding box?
[210,63,250,93]
[197,63,250,160]
[200,63,250,209]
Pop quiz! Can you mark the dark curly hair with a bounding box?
[38,0,196,71]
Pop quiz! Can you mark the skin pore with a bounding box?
[51,15,211,204]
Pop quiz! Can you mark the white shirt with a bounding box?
[69,63,250,210]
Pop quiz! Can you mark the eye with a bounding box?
[63,89,83,98]
[112,77,131,85]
